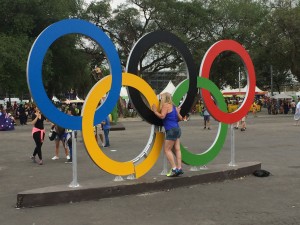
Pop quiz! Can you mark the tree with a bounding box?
[252,1,300,93]
[0,0,93,100]
[2,0,300,100]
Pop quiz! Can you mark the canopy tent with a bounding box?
[221,85,267,95]
[160,80,176,94]
[272,93,293,99]
[241,85,267,95]
[120,87,129,99]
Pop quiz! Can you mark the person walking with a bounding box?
[51,124,69,160]
[240,115,247,131]
[102,115,111,147]
[17,104,27,125]
[96,123,105,147]
[152,92,184,177]
[30,107,46,165]
[202,106,211,130]
[291,100,296,114]
[294,98,300,125]
[252,101,258,117]
[64,108,75,163]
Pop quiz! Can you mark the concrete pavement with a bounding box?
[0,108,300,224]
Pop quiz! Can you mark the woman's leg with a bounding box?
[33,132,43,161]
[99,133,105,146]
[63,137,69,157]
[32,133,38,158]
[174,139,182,169]
[68,140,72,160]
[104,129,110,146]
[207,116,210,129]
[55,139,60,157]
[164,140,176,168]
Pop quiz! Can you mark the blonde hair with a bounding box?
[159,92,173,110]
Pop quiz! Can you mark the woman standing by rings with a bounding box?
[152,92,184,177]
[30,106,46,165]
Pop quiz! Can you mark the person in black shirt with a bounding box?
[17,104,27,125]
[30,107,46,165]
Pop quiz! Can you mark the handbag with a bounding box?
[48,128,57,141]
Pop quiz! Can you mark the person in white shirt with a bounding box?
[294,98,300,125]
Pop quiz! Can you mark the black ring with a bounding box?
[126,30,198,126]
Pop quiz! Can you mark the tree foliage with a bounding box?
[1,0,300,99]
[0,0,94,99]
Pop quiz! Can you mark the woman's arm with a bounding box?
[176,107,183,121]
[31,114,39,125]
[152,103,168,119]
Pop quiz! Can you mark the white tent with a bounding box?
[221,85,267,95]
[221,85,239,96]
[160,81,176,94]
[222,85,234,92]
[120,87,129,99]
[241,85,267,95]
[272,93,293,99]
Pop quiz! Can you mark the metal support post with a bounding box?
[69,130,80,188]
[229,124,237,167]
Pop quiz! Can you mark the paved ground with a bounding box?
[0,108,300,225]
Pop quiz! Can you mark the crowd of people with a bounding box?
[2,94,299,177]
[265,98,295,115]
[0,99,112,166]
[0,102,37,131]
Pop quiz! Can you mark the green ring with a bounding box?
[173,77,228,166]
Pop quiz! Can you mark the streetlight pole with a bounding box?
[238,67,241,93]
[270,65,273,96]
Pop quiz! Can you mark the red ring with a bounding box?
[200,40,256,124]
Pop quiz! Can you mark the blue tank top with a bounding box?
[163,106,179,131]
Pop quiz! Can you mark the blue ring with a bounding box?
[27,19,122,130]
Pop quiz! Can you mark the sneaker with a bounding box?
[208,127,211,130]
[203,127,206,129]
[103,145,110,148]
[176,168,184,176]
[65,159,72,164]
[167,168,178,177]
[38,160,43,165]
[52,156,59,160]
[66,155,70,160]
[30,155,36,163]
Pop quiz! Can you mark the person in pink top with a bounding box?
[30,107,46,165]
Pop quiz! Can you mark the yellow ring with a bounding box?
[82,72,163,177]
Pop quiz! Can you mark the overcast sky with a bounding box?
[84,0,124,9]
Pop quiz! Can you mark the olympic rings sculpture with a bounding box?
[27,19,256,178]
